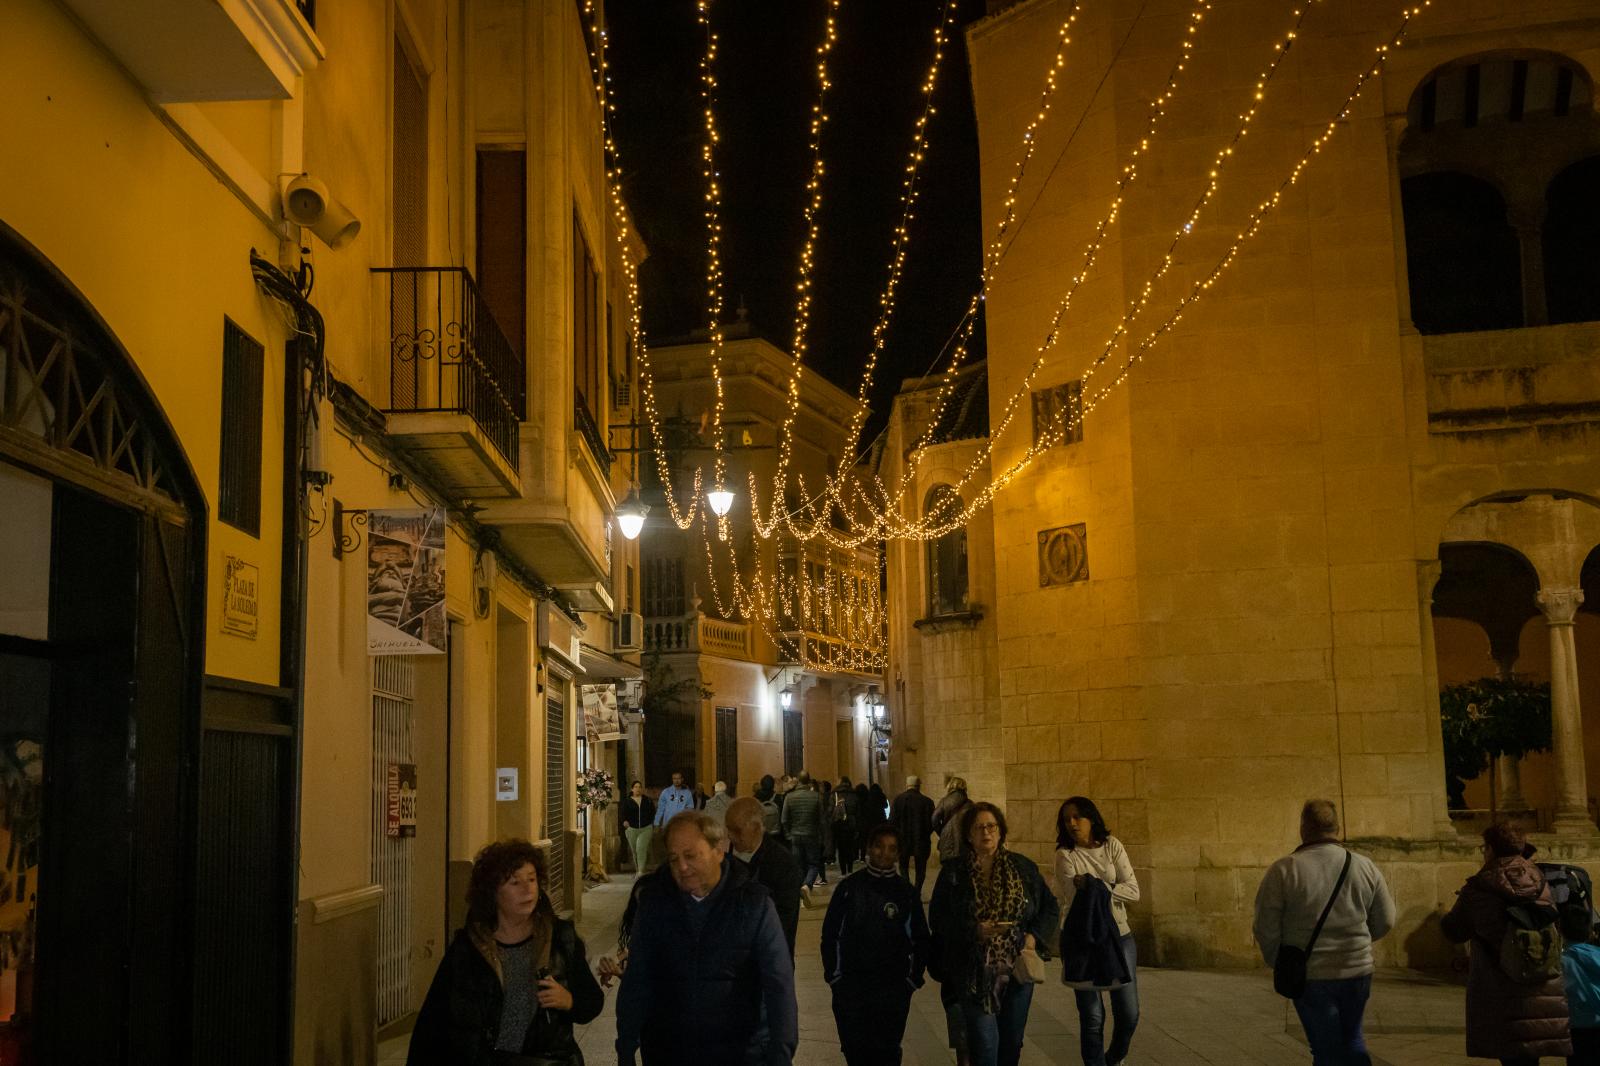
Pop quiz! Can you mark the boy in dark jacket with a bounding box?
[821,823,931,1066]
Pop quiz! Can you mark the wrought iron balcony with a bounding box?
[574,389,612,478]
[376,267,524,495]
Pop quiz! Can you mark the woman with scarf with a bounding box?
[408,839,604,1066]
[929,802,1060,1066]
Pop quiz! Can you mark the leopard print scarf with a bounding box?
[970,849,1026,1013]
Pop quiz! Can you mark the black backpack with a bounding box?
[1538,862,1596,942]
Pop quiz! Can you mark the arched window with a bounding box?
[1544,155,1600,325]
[1401,172,1523,334]
[1399,53,1598,333]
[924,485,968,617]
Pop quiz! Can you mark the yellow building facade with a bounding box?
[1,0,640,1060]
[883,0,1600,969]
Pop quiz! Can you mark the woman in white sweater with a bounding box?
[1055,796,1140,1066]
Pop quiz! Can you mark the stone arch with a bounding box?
[1397,50,1600,331]
[1434,493,1600,836]
[1543,154,1600,325]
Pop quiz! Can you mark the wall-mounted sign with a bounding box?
[582,684,623,741]
[222,556,260,639]
[385,763,417,837]
[368,508,446,655]
[496,768,519,802]
[1038,523,1090,588]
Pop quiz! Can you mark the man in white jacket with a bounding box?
[1253,799,1396,1066]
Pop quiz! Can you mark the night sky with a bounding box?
[607,0,990,436]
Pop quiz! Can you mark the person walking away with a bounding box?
[933,776,972,867]
[755,775,784,845]
[929,802,1060,1066]
[1253,799,1397,1066]
[833,776,861,877]
[726,795,803,958]
[1441,821,1572,1065]
[408,839,603,1065]
[819,780,835,884]
[615,810,798,1066]
[652,771,695,834]
[1561,889,1600,1056]
[704,780,733,826]
[868,783,891,834]
[822,824,931,1065]
[781,771,826,905]
[1055,796,1140,1066]
[620,781,656,875]
[891,775,937,892]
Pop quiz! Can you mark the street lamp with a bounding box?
[616,486,649,541]
[707,484,735,517]
[780,686,793,711]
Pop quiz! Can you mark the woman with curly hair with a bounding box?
[408,839,603,1065]
[929,802,1060,1066]
[1055,796,1141,1066]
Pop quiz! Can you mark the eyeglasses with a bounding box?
[973,822,1001,834]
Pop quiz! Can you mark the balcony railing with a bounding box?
[644,612,754,661]
[376,267,523,474]
[574,389,612,478]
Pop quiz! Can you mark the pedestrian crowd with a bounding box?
[407,771,1600,1066]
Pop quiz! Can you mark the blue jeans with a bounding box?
[1075,933,1139,1065]
[1293,974,1373,1066]
[793,836,822,888]
[966,981,1035,1066]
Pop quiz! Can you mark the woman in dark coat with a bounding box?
[929,802,1060,1066]
[1440,821,1572,1064]
[408,839,604,1066]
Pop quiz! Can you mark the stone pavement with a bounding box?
[383,871,1480,1065]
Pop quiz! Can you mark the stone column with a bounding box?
[1537,587,1594,835]
[1510,205,1549,328]
[1417,560,1459,838]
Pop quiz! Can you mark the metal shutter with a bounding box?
[545,688,567,912]
[372,656,415,1025]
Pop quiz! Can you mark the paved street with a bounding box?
[385,869,1479,1066]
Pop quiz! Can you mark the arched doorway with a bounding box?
[1433,493,1600,836]
[0,225,206,1062]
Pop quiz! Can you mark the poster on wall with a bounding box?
[582,684,623,741]
[367,508,446,655]
[385,763,417,838]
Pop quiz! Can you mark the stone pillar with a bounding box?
[1489,642,1528,811]
[1537,587,1594,835]
[1510,206,1549,328]
[1417,560,1458,838]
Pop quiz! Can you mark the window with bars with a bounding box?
[393,39,428,267]
[1031,381,1083,447]
[643,556,685,617]
[218,319,263,536]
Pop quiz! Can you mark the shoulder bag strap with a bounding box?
[1305,850,1353,954]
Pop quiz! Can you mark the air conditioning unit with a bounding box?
[614,611,643,652]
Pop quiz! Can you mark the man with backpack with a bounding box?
[1252,799,1396,1065]
[1441,821,1573,1064]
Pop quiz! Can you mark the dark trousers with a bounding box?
[1573,1026,1600,1065]
[1293,974,1372,1066]
[832,977,913,1066]
[899,849,929,891]
[793,836,822,888]
[835,825,858,874]
[1075,933,1139,1065]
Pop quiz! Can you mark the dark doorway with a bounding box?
[783,709,804,777]
[1544,155,1600,326]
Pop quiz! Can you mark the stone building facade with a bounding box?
[885,0,1600,968]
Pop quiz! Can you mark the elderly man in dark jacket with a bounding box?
[728,795,803,958]
[890,774,936,891]
[781,771,826,899]
[616,810,798,1066]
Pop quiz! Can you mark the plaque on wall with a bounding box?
[1038,523,1089,587]
[222,556,260,638]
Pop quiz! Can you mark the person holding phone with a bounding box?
[929,802,1059,1066]
[408,839,604,1066]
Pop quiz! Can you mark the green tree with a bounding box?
[1440,675,1553,812]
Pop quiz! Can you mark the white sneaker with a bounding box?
[800,885,814,908]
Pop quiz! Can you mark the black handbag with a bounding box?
[1273,849,1351,1000]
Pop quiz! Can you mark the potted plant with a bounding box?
[1440,675,1553,818]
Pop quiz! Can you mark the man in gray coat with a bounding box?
[1252,799,1396,1066]
[780,771,825,901]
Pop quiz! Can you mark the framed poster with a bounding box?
[368,508,446,655]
